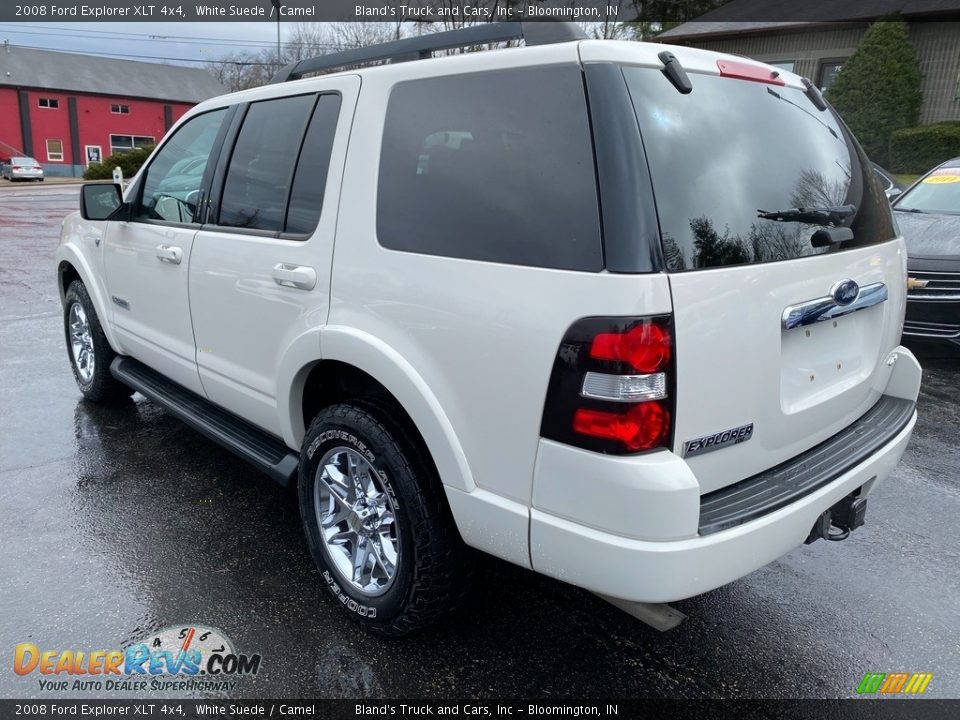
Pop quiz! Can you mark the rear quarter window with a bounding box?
[377,66,602,272]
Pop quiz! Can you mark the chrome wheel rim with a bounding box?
[68,302,95,383]
[314,446,400,596]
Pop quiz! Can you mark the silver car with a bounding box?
[2,157,44,182]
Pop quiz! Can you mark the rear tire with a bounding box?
[63,280,133,403]
[299,402,471,636]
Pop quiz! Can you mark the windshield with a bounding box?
[622,68,895,271]
[895,165,960,214]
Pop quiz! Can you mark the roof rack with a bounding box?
[269,22,587,84]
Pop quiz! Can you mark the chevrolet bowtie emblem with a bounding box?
[907,277,929,290]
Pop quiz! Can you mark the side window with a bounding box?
[377,66,602,272]
[218,95,316,232]
[136,109,227,224]
[284,94,342,235]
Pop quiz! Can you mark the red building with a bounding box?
[0,44,224,177]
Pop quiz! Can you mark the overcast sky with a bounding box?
[0,22,297,67]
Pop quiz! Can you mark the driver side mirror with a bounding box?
[886,187,903,202]
[80,183,130,221]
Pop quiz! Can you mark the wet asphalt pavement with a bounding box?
[1,184,958,700]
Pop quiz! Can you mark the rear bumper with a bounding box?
[8,170,43,180]
[529,346,921,604]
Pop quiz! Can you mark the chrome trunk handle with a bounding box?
[782,282,888,330]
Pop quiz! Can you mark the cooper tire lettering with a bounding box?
[300,402,465,634]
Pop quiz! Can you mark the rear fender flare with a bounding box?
[279,326,475,494]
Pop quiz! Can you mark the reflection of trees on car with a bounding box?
[662,232,686,271]
[748,222,806,264]
[790,168,848,209]
[683,166,856,269]
[690,216,750,268]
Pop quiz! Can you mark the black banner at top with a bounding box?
[1,0,958,23]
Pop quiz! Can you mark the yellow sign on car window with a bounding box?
[923,169,960,184]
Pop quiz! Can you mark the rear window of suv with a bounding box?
[622,67,895,271]
[377,66,602,272]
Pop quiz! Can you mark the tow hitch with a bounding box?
[805,491,868,544]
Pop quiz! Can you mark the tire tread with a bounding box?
[64,280,133,403]
[302,402,472,636]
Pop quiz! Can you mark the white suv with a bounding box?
[57,23,921,636]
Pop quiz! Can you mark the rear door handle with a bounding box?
[272,263,317,291]
[155,245,183,265]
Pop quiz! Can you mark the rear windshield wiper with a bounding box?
[757,204,856,225]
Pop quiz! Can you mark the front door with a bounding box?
[189,78,359,435]
[103,108,229,395]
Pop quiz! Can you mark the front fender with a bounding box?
[280,325,475,494]
[55,215,122,354]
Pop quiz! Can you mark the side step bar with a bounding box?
[111,356,299,486]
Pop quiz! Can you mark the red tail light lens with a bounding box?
[12,166,22,171]
[573,402,670,452]
[589,321,671,373]
[540,316,674,455]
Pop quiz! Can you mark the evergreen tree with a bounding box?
[826,16,923,166]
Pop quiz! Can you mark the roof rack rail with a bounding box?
[269,21,587,84]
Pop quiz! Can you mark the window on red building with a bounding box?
[38,98,59,109]
[46,139,64,162]
[110,135,154,154]
[110,104,130,115]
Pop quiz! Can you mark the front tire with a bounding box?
[63,281,133,403]
[299,403,470,636]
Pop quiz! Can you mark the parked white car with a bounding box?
[2,156,44,181]
[56,23,921,636]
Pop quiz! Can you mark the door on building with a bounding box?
[103,107,230,395]
[85,146,102,166]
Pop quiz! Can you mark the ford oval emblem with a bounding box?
[831,279,860,306]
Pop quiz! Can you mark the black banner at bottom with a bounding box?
[1,700,959,720]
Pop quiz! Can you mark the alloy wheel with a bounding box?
[314,447,400,596]
[69,302,95,383]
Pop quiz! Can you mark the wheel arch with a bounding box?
[279,326,475,494]
[55,248,122,353]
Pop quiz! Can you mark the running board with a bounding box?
[110,356,299,486]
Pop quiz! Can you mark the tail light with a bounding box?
[540,316,674,454]
[12,166,22,171]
